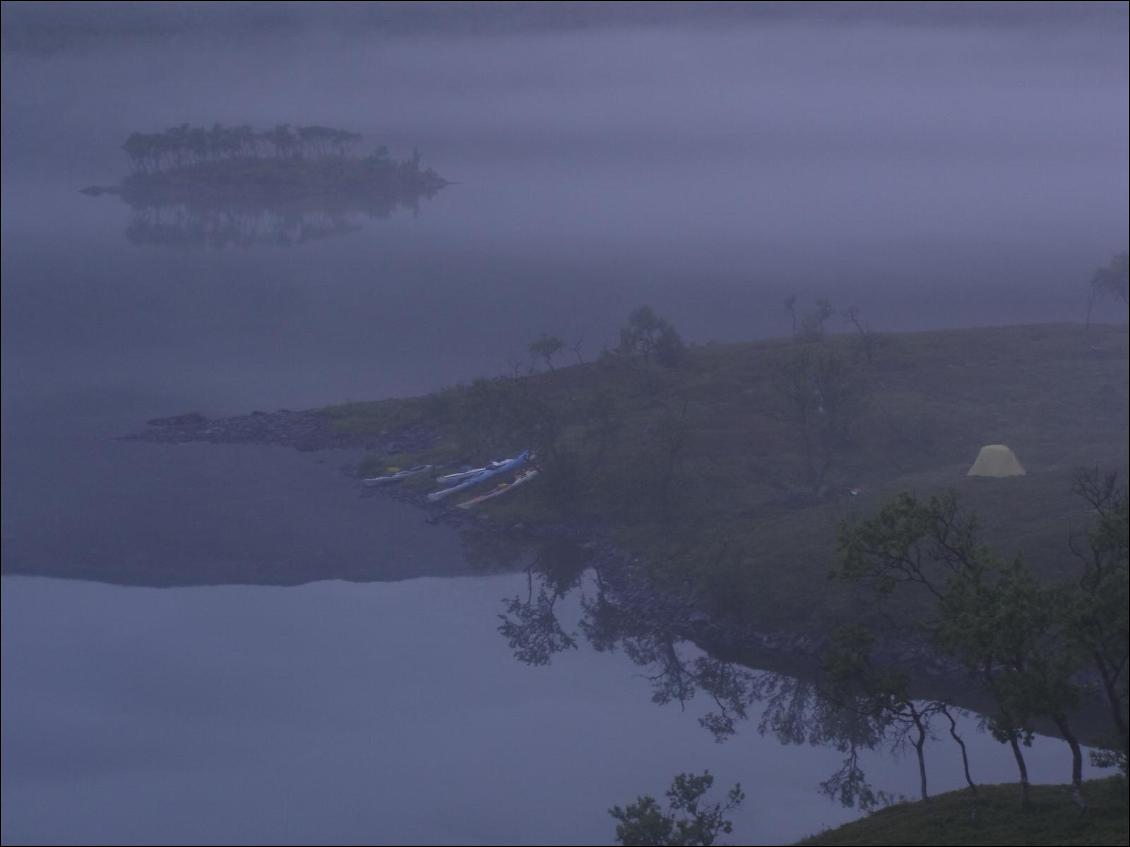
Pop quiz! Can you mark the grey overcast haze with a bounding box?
[2,3,1128,845]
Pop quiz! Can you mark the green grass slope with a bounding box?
[800,777,1129,846]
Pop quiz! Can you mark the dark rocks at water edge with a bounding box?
[127,408,437,454]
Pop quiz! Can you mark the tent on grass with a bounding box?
[967,444,1026,477]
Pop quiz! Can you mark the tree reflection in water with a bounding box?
[498,539,585,666]
[477,534,909,810]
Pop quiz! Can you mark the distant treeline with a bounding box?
[122,123,410,173]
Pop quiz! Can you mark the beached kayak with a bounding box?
[455,468,540,509]
[426,450,531,502]
[435,460,511,485]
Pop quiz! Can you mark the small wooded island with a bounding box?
[81,124,448,246]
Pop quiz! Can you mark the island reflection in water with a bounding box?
[123,189,441,249]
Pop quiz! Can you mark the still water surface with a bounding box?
[1,574,1092,845]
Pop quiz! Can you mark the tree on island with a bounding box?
[121,124,386,173]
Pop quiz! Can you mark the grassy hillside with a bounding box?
[800,777,1129,845]
[322,322,1129,634]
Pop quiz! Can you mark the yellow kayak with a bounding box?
[455,469,540,509]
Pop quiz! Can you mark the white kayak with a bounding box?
[362,464,433,486]
[434,453,534,484]
[455,469,540,509]
[427,450,531,502]
[435,464,500,485]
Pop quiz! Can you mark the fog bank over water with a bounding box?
[4,5,1127,388]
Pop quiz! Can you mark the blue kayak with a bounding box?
[426,450,531,502]
[435,458,512,485]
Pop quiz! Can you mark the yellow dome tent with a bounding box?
[967,444,1026,477]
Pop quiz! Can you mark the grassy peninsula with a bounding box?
[323,320,1129,636]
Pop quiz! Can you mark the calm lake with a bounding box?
[0,573,1092,845]
[2,7,1124,844]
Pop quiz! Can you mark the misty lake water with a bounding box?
[2,9,1126,844]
